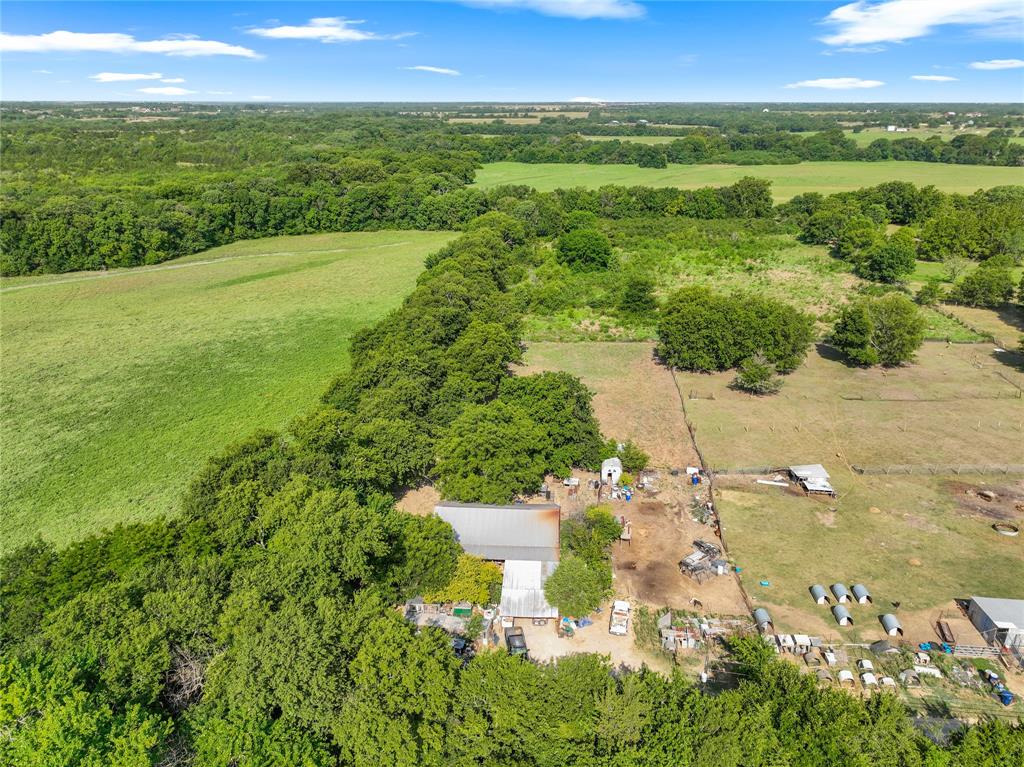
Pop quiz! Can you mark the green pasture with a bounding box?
[1,230,454,548]
[474,161,1024,200]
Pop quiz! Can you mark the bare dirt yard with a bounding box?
[520,341,698,469]
[517,611,672,673]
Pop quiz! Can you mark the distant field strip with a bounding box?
[474,161,1024,200]
[1,230,455,548]
[1,241,413,292]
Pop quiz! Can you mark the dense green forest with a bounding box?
[2,104,1022,276]
[4,213,1024,765]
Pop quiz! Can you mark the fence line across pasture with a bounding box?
[851,464,1024,476]
[709,465,1024,476]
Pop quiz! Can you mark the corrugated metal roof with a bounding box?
[753,608,773,627]
[436,502,560,562]
[832,605,853,624]
[499,559,558,618]
[831,583,850,601]
[970,596,1024,629]
[851,584,871,602]
[810,584,829,603]
[880,614,903,634]
[790,464,830,480]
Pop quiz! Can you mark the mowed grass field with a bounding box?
[679,342,1023,470]
[474,161,1024,200]
[676,341,1024,634]
[1,230,455,549]
[844,126,1024,147]
[715,475,1024,638]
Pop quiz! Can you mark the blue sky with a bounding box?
[2,1,1022,102]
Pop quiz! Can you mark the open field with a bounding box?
[845,126,1024,147]
[474,161,1024,200]
[678,342,1024,470]
[520,341,698,469]
[674,341,1024,640]
[1,230,455,549]
[715,475,1024,641]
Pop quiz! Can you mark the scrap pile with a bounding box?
[679,539,729,584]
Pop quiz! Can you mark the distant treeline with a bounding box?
[2,107,1022,276]
[0,131,774,275]
[457,129,1024,167]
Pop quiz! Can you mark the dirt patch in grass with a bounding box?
[943,480,1024,523]
[520,341,699,469]
[396,485,441,517]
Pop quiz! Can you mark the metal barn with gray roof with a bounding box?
[435,502,560,562]
[968,596,1024,650]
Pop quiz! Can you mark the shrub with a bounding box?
[425,554,503,606]
[732,353,783,395]
[830,293,925,367]
[543,556,612,618]
[915,279,945,306]
[656,286,813,373]
[599,439,649,473]
[618,275,657,317]
[556,228,612,271]
[949,264,1016,307]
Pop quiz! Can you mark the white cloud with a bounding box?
[911,74,958,81]
[0,30,259,57]
[970,58,1024,69]
[569,95,606,103]
[403,65,460,76]
[821,0,1023,46]
[32,68,53,74]
[161,77,186,83]
[824,44,887,54]
[248,17,411,43]
[784,77,885,89]
[90,72,162,82]
[460,0,644,19]
[138,86,197,95]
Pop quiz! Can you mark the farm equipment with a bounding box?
[679,540,727,584]
[609,600,631,636]
[504,627,529,659]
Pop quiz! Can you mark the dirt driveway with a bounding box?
[516,608,671,672]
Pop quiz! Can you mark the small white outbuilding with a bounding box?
[601,456,623,486]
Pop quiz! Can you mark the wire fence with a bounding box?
[709,465,1024,476]
[852,464,1024,476]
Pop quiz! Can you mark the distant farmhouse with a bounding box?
[435,502,560,620]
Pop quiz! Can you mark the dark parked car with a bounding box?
[504,626,528,658]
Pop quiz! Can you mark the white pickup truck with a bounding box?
[609,600,631,636]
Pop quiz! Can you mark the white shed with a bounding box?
[601,457,623,486]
